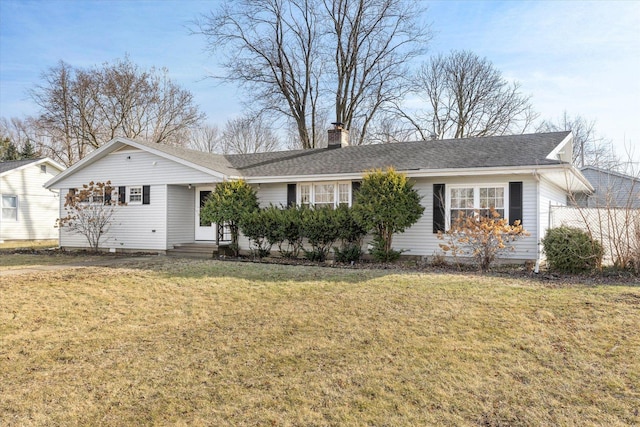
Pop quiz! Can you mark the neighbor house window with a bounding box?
[128,186,142,204]
[40,165,47,174]
[2,195,18,221]
[449,185,507,224]
[297,181,352,208]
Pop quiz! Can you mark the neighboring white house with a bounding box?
[0,158,65,242]
[44,128,592,265]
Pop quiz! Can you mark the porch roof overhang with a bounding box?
[243,163,594,194]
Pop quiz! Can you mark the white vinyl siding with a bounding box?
[59,185,168,251]
[167,185,195,247]
[52,148,220,189]
[0,161,62,241]
[2,195,17,221]
[254,183,288,208]
[539,177,569,255]
[392,176,539,260]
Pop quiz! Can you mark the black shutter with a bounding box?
[287,184,296,207]
[118,186,126,204]
[142,185,150,205]
[433,183,446,233]
[351,181,361,204]
[509,181,523,226]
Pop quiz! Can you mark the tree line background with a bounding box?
[0,0,626,171]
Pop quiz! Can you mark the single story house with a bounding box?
[1,157,65,242]
[44,128,592,265]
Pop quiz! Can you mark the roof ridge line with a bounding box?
[232,149,323,171]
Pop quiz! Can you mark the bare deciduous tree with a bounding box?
[537,112,618,168]
[195,0,322,149]
[400,50,537,141]
[185,124,223,153]
[57,181,123,252]
[325,0,429,145]
[29,58,205,166]
[0,117,42,159]
[221,115,281,154]
[194,0,430,148]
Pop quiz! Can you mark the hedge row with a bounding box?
[239,204,367,262]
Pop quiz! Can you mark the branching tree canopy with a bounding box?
[194,0,430,148]
[0,117,42,160]
[29,57,205,166]
[399,50,537,140]
[221,115,282,154]
[185,124,222,154]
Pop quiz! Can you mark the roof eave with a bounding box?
[243,164,575,183]
[45,137,232,188]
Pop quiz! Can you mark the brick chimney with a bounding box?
[327,122,349,149]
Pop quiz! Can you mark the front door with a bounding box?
[195,187,215,241]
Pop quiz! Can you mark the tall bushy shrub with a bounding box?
[542,226,604,273]
[334,205,367,263]
[200,180,259,256]
[301,206,340,262]
[353,168,424,262]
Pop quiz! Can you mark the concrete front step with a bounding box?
[167,243,219,258]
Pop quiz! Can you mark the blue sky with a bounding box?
[1,0,638,157]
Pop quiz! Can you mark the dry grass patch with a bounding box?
[0,240,58,250]
[1,259,639,426]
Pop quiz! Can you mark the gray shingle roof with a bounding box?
[131,139,239,176]
[225,131,570,177]
[0,158,40,174]
[126,131,570,179]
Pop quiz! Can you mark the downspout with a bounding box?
[533,170,541,273]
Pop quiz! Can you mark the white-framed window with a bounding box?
[298,181,352,208]
[300,184,311,206]
[314,183,335,208]
[128,186,142,204]
[338,183,350,206]
[2,195,18,221]
[448,185,507,225]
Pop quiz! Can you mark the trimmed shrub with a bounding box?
[542,226,604,273]
[333,205,367,263]
[353,168,424,262]
[270,205,305,258]
[239,208,277,259]
[301,206,340,262]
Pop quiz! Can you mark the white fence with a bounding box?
[549,205,640,265]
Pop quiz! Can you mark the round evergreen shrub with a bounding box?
[542,226,604,273]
